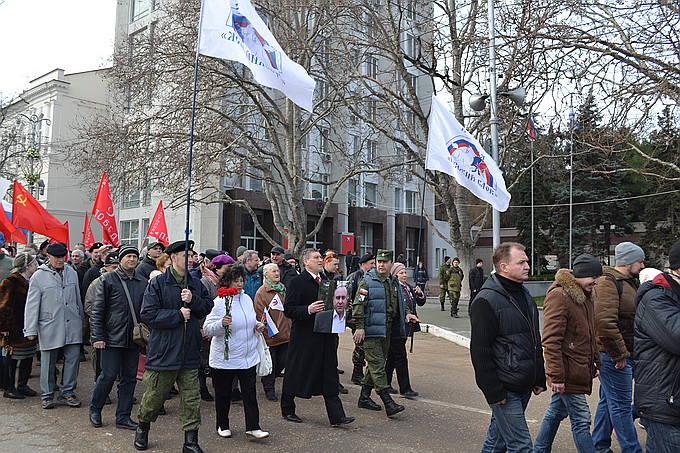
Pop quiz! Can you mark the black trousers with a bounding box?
[6,357,33,391]
[385,336,413,394]
[212,367,260,431]
[281,391,346,425]
[261,343,288,394]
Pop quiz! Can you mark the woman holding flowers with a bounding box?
[203,265,269,440]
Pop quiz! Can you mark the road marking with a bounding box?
[414,397,539,424]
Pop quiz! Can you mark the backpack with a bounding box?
[602,273,623,297]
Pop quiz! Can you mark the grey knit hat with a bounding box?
[572,254,603,278]
[615,242,645,266]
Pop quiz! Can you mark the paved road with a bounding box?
[0,301,645,452]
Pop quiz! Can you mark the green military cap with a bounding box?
[376,249,394,262]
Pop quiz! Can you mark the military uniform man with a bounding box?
[446,257,464,318]
[438,256,451,311]
[353,249,419,417]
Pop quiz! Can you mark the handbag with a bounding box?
[115,272,149,347]
[255,332,273,377]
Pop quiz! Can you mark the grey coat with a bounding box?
[23,264,83,350]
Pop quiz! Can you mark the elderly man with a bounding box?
[89,245,147,431]
[24,242,84,409]
[470,242,546,452]
[591,242,645,453]
[280,248,354,427]
[534,254,602,453]
[69,249,85,274]
[271,246,297,287]
[135,242,166,280]
[134,240,214,453]
[634,240,680,453]
[353,249,419,417]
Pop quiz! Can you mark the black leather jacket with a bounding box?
[90,267,147,348]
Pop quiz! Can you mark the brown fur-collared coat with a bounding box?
[0,273,38,348]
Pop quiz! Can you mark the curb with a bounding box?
[421,324,470,349]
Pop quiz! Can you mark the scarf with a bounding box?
[170,266,186,286]
[266,277,285,295]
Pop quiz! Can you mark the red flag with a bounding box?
[145,201,169,245]
[91,172,120,247]
[82,213,95,248]
[49,222,71,250]
[102,227,116,246]
[12,181,68,244]
[0,206,27,244]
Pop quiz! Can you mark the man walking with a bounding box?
[280,248,354,427]
[634,240,680,453]
[134,240,214,453]
[24,242,84,409]
[346,254,376,385]
[469,258,485,306]
[446,257,464,317]
[353,249,419,417]
[534,254,602,453]
[438,256,451,311]
[470,242,546,452]
[592,241,644,453]
[89,245,147,430]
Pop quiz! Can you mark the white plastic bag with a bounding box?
[255,332,273,377]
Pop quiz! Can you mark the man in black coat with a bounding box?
[135,242,166,280]
[468,258,485,309]
[134,240,214,453]
[89,245,147,431]
[280,248,355,427]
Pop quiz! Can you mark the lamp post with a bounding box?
[17,113,50,243]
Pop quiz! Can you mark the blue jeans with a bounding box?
[89,347,139,423]
[592,352,641,453]
[482,391,534,453]
[534,392,595,453]
[642,418,680,453]
[40,344,80,400]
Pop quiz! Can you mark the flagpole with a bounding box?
[530,135,535,275]
[412,169,429,354]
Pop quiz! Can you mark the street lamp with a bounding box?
[17,113,50,242]
[469,87,525,249]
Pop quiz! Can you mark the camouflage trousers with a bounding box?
[449,291,461,315]
[361,326,392,392]
[137,368,201,431]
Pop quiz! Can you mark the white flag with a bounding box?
[198,0,316,112]
[425,95,511,212]
[269,294,284,311]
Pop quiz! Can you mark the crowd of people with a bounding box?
[0,235,678,452]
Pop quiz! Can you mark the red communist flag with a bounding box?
[92,172,120,247]
[12,181,68,244]
[0,205,27,244]
[82,213,95,248]
[146,200,169,245]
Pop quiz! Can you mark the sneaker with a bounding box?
[42,399,55,409]
[58,395,82,407]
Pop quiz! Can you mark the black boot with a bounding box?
[182,430,204,453]
[350,365,364,385]
[358,385,382,411]
[134,421,150,451]
[17,358,37,396]
[378,389,405,416]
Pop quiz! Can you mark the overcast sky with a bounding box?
[0,0,117,99]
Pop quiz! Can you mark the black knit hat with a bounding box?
[573,254,603,278]
[669,240,680,270]
[118,245,139,260]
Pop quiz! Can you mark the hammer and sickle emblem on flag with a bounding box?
[16,194,28,206]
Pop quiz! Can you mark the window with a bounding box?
[367,100,377,121]
[317,79,330,108]
[318,127,330,154]
[364,182,377,207]
[365,56,378,78]
[366,140,378,161]
[360,223,373,256]
[351,135,361,155]
[395,188,403,212]
[348,179,359,206]
[406,73,418,95]
[406,1,417,21]
[406,190,418,214]
[122,189,151,208]
[241,213,264,253]
[306,219,324,249]
[403,32,418,59]
[131,0,152,22]
[120,220,140,247]
[141,218,150,241]
[310,174,329,200]
[406,228,418,268]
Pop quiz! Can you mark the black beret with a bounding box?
[165,240,195,255]
[358,254,375,264]
[40,240,50,251]
[89,242,104,253]
[46,242,68,257]
[205,249,224,260]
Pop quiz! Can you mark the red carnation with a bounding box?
[218,287,239,298]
